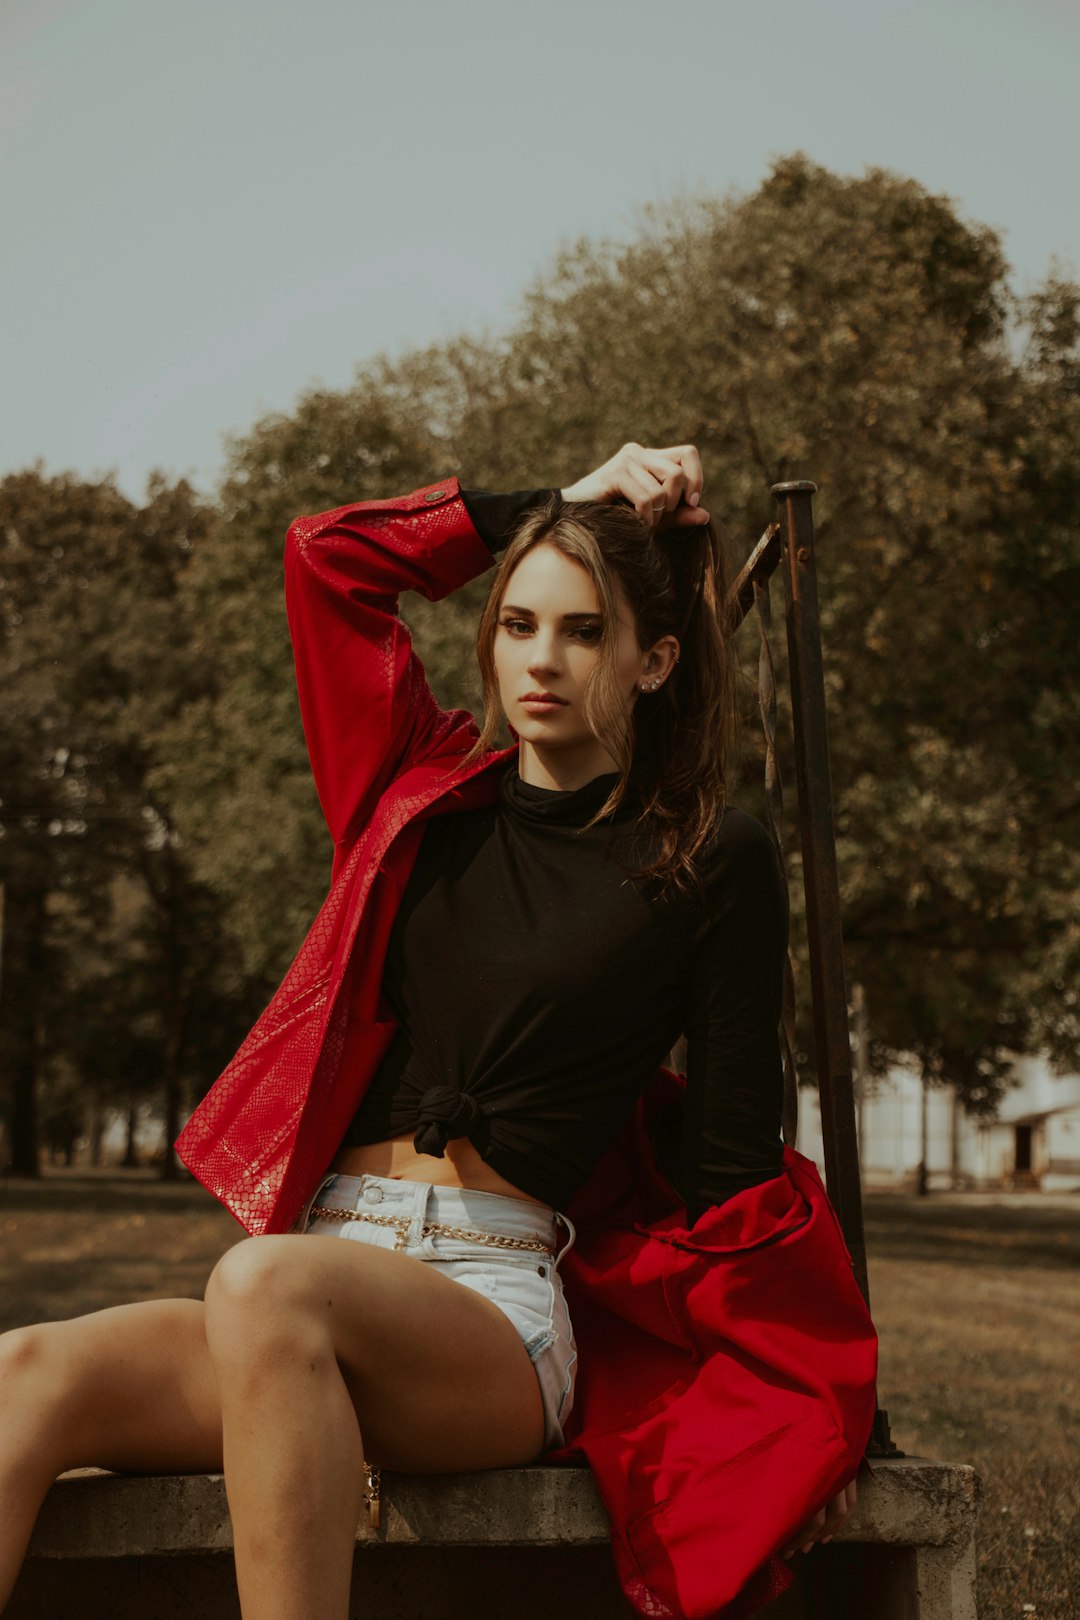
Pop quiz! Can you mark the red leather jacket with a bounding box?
[176,478,878,1620]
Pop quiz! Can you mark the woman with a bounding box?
[0,443,876,1620]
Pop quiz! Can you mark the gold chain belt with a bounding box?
[308,1204,555,1257]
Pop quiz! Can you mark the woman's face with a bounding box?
[493,542,647,773]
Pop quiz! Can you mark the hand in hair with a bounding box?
[560,443,710,531]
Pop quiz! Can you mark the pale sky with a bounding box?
[2,0,1077,503]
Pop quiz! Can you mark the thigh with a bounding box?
[233,1235,548,1472]
[32,1299,222,1475]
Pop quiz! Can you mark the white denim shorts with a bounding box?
[295,1170,578,1453]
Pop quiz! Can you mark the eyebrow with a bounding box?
[500,605,602,621]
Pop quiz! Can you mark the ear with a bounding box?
[637,628,680,693]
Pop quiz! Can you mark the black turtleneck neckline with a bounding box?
[499,765,641,828]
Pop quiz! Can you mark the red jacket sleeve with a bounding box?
[284,476,495,848]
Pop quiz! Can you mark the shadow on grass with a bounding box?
[3,1255,217,1332]
[0,1171,211,1218]
[864,1194,1080,1271]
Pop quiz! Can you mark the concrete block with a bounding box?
[26,1463,611,1557]
[15,1453,980,1620]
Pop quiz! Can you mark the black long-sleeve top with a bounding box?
[341,488,788,1223]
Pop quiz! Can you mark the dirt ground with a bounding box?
[2,1171,1077,1619]
[0,1169,241,1330]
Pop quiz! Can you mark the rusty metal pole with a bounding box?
[772,482,901,1459]
[771,482,869,1297]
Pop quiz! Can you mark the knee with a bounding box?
[206,1236,281,1308]
[204,1239,328,1375]
[0,1324,71,1432]
[205,1238,288,1337]
[0,1325,49,1393]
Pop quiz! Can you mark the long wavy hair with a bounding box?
[459,493,741,898]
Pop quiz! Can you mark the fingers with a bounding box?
[610,444,677,527]
[656,443,705,511]
[780,1477,858,1559]
[616,454,669,527]
[821,1476,858,1544]
[819,1482,853,1546]
[562,442,710,528]
[621,442,710,529]
[781,1505,826,1559]
[836,1482,856,1533]
[648,443,707,527]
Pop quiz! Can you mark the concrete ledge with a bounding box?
[19,1458,981,1620]
[28,1456,976,1558]
[855,1457,980,1547]
[28,1463,609,1556]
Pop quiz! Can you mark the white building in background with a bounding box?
[795,1052,1080,1194]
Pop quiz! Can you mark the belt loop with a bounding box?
[405,1178,430,1249]
[553,1211,577,1270]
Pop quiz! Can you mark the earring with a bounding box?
[640,678,661,692]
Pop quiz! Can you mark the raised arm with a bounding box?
[284,477,553,849]
[459,488,554,552]
[284,446,709,852]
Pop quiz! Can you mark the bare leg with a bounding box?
[2,1239,548,1620]
[202,1233,548,1620]
[0,1300,222,1610]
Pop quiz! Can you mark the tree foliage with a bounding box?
[183,155,1079,1115]
[0,468,240,1173]
[2,155,1077,1163]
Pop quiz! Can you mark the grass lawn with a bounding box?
[865,1192,1079,1620]
[2,1170,1077,1618]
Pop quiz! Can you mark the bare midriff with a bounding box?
[329,1132,551,1208]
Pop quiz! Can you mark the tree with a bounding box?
[0,468,132,1173]
[157,383,474,988]
[452,154,1079,1118]
[67,152,1078,1137]
[0,467,237,1175]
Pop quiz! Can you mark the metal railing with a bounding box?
[725,480,900,1459]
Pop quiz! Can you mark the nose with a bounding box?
[526,630,564,679]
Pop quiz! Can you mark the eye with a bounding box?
[498,617,603,643]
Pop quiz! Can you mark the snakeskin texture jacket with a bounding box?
[175,478,878,1620]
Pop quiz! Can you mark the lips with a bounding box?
[521,692,568,705]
